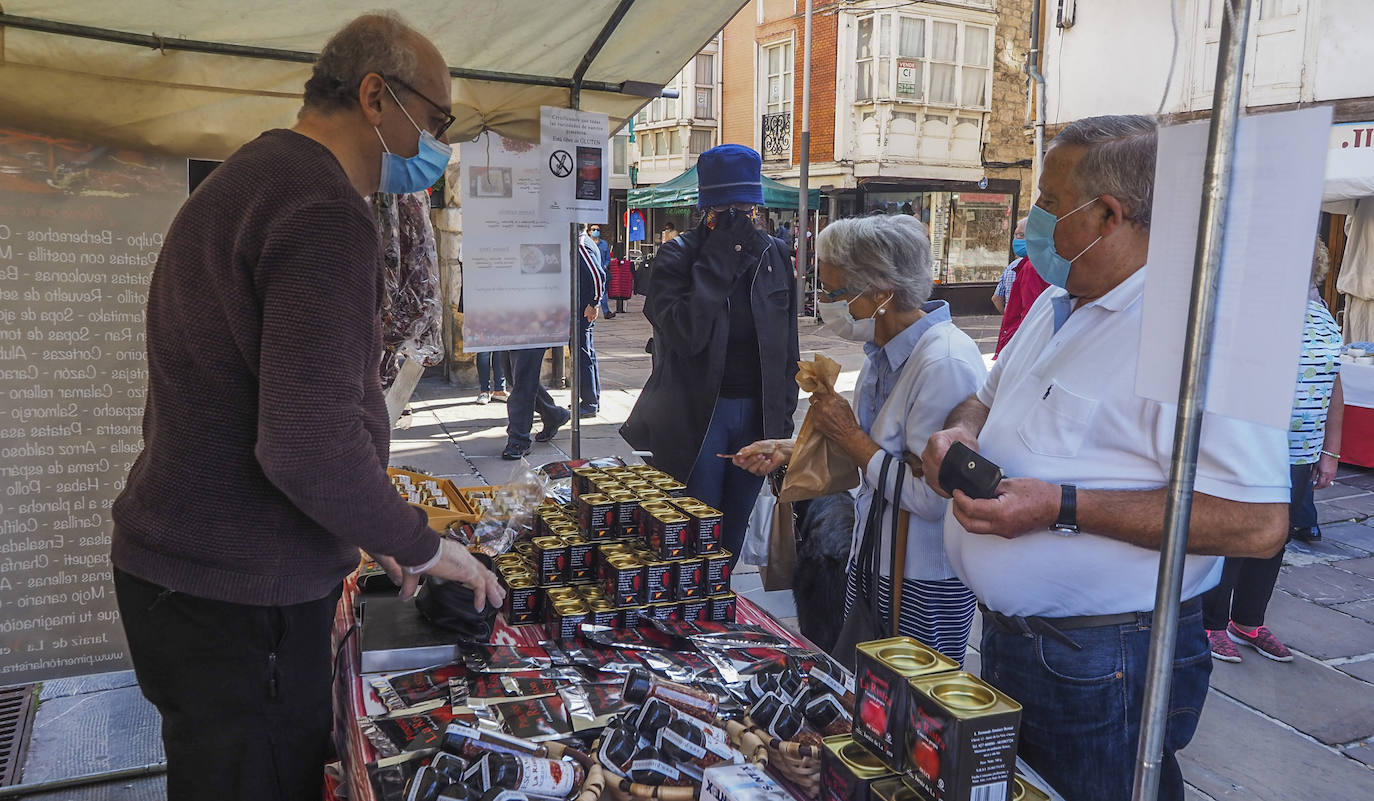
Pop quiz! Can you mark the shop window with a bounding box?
[865,189,1014,284]
[612,134,628,176]
[689,129,714,155]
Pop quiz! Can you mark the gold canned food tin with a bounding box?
[648,510,690,560]
[578,493,615,540]
[571,467,604,499]
[547,599,589,639]
[673,556,705,600]
[607,490,640,536]
[588,600,622,629]
[869,777,921,801]
[821,735,895,801]
[704,550,732,596]
[603,555,645,607]
[682,504,723,554]
[853,637,960,774]
[637,501,674,539]
[502,576,540,625]
[903,672,1022,801]
[531,536,569,586]
[562,534,595,583]
[1012,773,1052,801]
[643,559,675,604]
[514,540,535,557]
[679,598,709,624]
[649,601,678,622]
[652,479,687,497]
[706,591,737,623]
[620,604,649,629]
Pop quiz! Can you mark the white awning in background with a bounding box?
[0,1,747,159]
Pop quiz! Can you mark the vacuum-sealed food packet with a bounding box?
[371,663,468,713]
[463,645,553,673]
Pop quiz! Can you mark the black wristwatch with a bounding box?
[1050,484,1079,535]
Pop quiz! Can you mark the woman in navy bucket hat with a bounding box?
[621,145,800,564]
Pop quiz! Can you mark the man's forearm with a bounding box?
[944,395,990,437]
[1077,488,1287,558]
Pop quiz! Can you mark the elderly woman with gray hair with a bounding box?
[737,214,986,663]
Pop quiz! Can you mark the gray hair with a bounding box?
[1312,238,1331,286]
[303,13,422,112]
[1053,114,1158,228]
[816,215,933,311]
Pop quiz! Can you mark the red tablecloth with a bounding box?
[1342,405,1374,467]
[331,580,816,801]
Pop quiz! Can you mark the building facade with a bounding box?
[722,0,1035,288]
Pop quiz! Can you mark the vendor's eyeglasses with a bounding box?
[382,74,456,138]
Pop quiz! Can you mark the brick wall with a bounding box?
[795,3,839,165]
[720,6,757,148]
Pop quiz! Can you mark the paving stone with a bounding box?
[1309,521,1374,556]
[1338,658,1374,684]
[1207,652,1374,745]
[1332,599,1374,626]
[1316,501,1362,525]
[1281,535,1369,566]
[1338,556,1374,580]
[1335,469,1374,492]
[1327,492,1374,517]
[1278,563,1374,605]
[1314,484,1371,501]
[1346,740,1374,769]
[1179,692,1374,801]
[1261,590,1374,659]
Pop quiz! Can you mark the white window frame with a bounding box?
[851,10,993,111]
[694,54,716,120]
[762,39,794,116]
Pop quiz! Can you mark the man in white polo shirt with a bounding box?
[921,115,1288,801]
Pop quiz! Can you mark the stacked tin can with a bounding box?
[492,464,738,638]
[821,636,1035,801]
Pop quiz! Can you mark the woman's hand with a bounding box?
[733,439,793,476]
[809,392,862,441]
[1314,453,1339,491]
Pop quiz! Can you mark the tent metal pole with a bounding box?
[1131,2,1251,799]
[0,13,655,97]
[796,0,813,316]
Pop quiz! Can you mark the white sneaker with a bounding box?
[477,392,492,405]
[492,390,509,403]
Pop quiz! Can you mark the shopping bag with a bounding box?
[778,354,860,503]
[758,498,797,592]
[741,489,775,566]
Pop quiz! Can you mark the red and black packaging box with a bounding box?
[903,672,1021,801]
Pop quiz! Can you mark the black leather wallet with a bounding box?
[938,441,1004,500]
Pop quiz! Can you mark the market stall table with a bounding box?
[330,574,819,801]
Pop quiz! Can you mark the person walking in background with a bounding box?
[590,223,615,318]
[992,216,1050,358]
[1205,239,1345,663]
[575,225,604,418]
[736,214,986,663]
[661,222,678,243]
[622,144,799,564]
[503,347,569,459]
[475,351,507,404]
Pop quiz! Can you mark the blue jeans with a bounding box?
[600,290,612,316]
[980,600,1211,801]
[476,351,505,392]
[576,316,600,413]
[505,348,561,448]
[685,396,765,564]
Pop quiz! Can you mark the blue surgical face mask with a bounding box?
[1024,198,1102,289]
[590,230,601,239]
[1011,238,1028,258]
[374,85,452,195]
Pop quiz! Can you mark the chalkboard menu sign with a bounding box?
[0,129,185,682]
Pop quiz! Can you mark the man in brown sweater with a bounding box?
[110,13,501,800]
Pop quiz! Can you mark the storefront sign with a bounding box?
[461,133,572,351]
[0,129,185,682]
[540,107,610,225]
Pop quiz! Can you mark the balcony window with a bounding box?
[854,13,992,110]
[689,129,714,155]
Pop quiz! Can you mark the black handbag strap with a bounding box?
[854,454,896,630]
[886,459,907,637]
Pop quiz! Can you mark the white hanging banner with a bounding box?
[460,133,571,352]
[540,106,610,224]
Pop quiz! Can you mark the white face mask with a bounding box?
[818,293,891,342]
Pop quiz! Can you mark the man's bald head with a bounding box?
[302,12,441,113]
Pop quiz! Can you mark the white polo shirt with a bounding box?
[944,267,1289,617]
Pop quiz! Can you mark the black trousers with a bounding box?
[115,568,342,801]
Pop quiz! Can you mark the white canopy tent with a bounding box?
[1325,122,1374,343]
[0,0,747,159]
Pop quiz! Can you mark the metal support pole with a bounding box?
[569,223,582,460]
[1027,0,1047,195]
[1131,2,1250,800]
[796,0,813,314]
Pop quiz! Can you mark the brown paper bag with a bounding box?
[758,499,797,591]
[778,354,861,503]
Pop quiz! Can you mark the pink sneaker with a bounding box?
[1228,622,1292,662]
[1208,629,1242,663]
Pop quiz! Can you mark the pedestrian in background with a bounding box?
[622,144,799,563]
[503,347,569,459]
[590,223,615,318]
[992,216,1050,358]
[475,351,507,404]
[1205,238,1344,663]
[575,225,604,418]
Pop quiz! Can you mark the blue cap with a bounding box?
[696,144,764,208]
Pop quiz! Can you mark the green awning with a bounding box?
[628,165,822,210]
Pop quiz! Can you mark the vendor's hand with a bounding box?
[584,305,599,323]
[921,427,980,498]
[733,439,793,477]
[1314,454,1339,491]
[951,477,1060,539]
[809,392,861,442]
[374,554,421,601]
[426,539,505,611]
